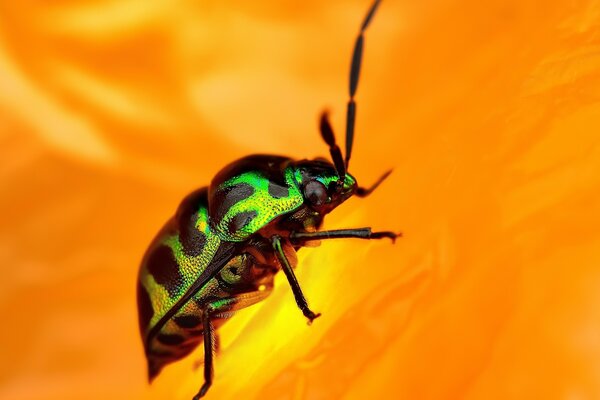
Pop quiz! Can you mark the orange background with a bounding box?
[1,1,600,399]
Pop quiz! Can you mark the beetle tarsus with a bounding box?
[305,310,322,325]
[371,231,402,243]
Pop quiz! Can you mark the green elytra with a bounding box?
[137,1,399,399]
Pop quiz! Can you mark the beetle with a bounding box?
[137,0,398,398]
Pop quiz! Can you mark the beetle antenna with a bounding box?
[319,111,346,181]
[355,169,391,197]
[345,0,382,169]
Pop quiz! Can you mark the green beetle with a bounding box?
[137,1,398,398]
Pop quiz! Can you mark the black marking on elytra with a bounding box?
[180,227,206,257]
[211,155,290,191]
[175,188,209,257]
[137,281,154,335]
[176,188,208,223]
[227,210,257,234]
[214,183,254,221]
[268,181,289,199]
[157,333,185,346]
[146,245,183,298]
[174,314,202,329]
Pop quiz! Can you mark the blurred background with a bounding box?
[1,0,600,399]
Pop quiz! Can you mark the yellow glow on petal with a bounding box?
[2,1,600,400]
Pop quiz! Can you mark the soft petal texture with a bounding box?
[1,1,599,399]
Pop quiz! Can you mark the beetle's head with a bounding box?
[292,158,357,214]
[301,111,390,211]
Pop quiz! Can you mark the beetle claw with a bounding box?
[371,230,402,243]
[306,311,322,325]
[390,232,403,243]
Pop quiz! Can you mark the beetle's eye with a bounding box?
[304,181,328,206]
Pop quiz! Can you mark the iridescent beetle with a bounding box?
[137,1,398,398]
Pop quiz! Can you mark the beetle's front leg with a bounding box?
[290,227,400,243]
[272,235,321,324]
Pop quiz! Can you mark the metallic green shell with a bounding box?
[213,166,304,242]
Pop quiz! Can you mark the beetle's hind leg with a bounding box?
[192,290,272,399]
[193,308,215,400]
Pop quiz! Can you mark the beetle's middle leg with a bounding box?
[272,235,321,324]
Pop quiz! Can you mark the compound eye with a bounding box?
[304,181,328,206]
